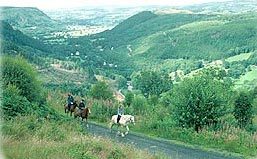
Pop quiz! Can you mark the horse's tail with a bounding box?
[109,115,116,129]
[109,120,114,130]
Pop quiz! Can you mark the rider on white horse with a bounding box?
[110,114,135,137]
[117,104,124,124]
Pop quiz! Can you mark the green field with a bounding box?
[226,52,253,62]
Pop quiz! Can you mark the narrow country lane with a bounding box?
[85,123,243,159]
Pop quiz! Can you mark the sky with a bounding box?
[0,0,231,10]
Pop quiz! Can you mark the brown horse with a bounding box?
[64,101,78,116]
[74,107,91,127]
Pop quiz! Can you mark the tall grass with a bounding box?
[130,114,257,157]
[2,115,162,159]
[46,90,257,157]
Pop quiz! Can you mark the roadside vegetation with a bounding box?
[1,55,161,159]
[69,68,256,157]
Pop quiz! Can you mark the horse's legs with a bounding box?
[85,118,89,128]
[117,124,122,136]
[109,122,114,132]
[125,125,129,135]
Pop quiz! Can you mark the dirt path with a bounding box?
[85,123,243,159]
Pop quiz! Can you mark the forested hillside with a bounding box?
[0,7,63,39]
[60,10,256,78]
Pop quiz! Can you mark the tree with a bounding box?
[124,92,134,107]
[234,91,253,128]
[2,84,31,119]
[2,56,46,119]
[2,56,44,104]
[132,71,172,97]
[89,81,113,100]
[171,71,231,132]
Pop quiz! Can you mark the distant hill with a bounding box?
[2,4,257,80]
[0,7,63,39]
[71,10,257,72]
[181,0,257,14]
[0,21,50,52]
[0,20,52,64]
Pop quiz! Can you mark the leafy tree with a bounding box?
[2,84,31,119]
[116,75,127,89]
[132,71,172,97]
[89,81,113,100]
[124,92,134,107]
[2,56,44,104]
[171,71,232,132]
[1,56,48,119]
[234,91,253,128]
[131,94,148,114]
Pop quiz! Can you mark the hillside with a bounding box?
[0,7,64,39]
[67,10,257,77]
[0,21,51,53]
[0,20,54,65]
[182,0,257,13]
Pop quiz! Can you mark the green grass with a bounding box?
[129,116,257,157]
[234,68,257,89]
[42,91,257,158]
[2,91,163,159]
[226,52,253,62]
[2,115,161,159]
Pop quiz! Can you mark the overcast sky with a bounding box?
[0,0,231,10]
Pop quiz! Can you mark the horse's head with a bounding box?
[129,115,135,125]
[73,101,78,107]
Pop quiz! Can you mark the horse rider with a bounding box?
[117,104,124,124]
[79,98,86,112]
[67,93,74,110]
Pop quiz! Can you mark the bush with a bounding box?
[124,92,134,107]
[234,91,253,128]
[2,56,44,103]
[132,70,172,97]
[89,81,113,100]
[2,84,32,119]
[171,72,232,132]
[131,94,148,114]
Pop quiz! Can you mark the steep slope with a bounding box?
[0,7,63,39]
[0,21,51,53]
[0,21,53,66]
[63,9,257,77]
[132,13,257,60]
[0,20,52,53]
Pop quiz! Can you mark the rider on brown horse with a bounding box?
[79,98,86,112]
[67,93,74,111]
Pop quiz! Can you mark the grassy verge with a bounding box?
[1,115,163,159]
[47,91,257,158]
[88,116,256,158]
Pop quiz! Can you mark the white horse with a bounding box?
[110,115,135,137]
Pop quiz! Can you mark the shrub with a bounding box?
[2,84,31,119]
[171,72,232,132]
[234,91,253,128]
[132,71,172,97]
[131,94,148,114]
[2,56,44,103]
[89,81,113,100]
[124,92,134,107]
